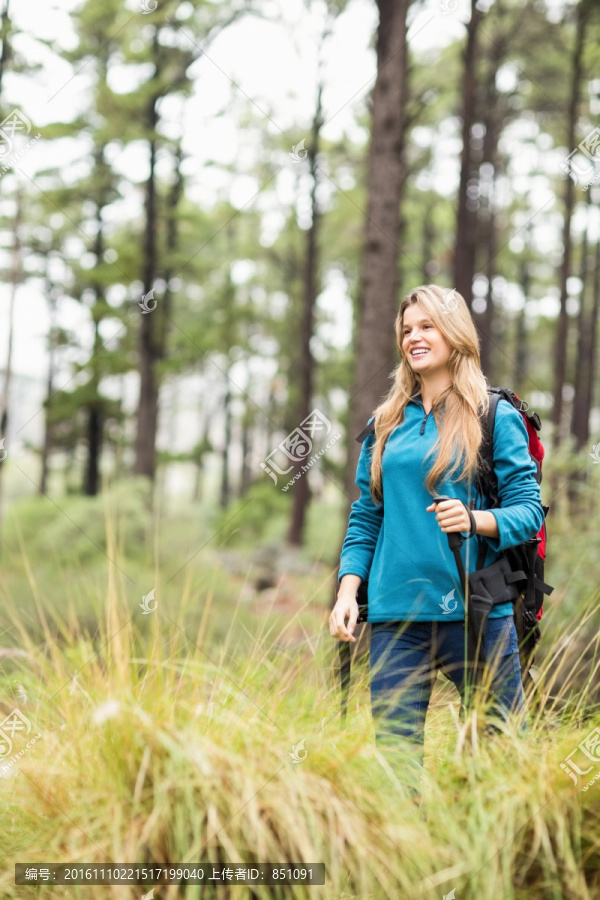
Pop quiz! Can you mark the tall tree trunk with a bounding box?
[240,397,252,498]
[134,29,160,480]
[220,373,231,508]
[0,188,20,556]
[84,403,102,495]
[476,30,506,378]
[0,0,12,104]
[552,0,588,447]
[40,280,58,495]
[514,234,531,395]
[578,233,600,464]
[344,0,411,510]
[584,238,600,519]
[453,0,483,308]
[570,188,593,450]
[157,139,184,493]
[84,174,105,497]
[587,236,600,451]
[420,201,435,281]
[194,392,210,503]
[0,186,18,439]
[480,202,496,380]
[287,34,327,545]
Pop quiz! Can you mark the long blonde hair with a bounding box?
[369,284,490,503]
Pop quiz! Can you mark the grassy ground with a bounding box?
[0,458,599,899]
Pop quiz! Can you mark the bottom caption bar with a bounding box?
[15,864,325,885]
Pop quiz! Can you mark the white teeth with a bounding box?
[411,349,429,356]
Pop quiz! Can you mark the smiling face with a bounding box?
[401,302,453,377]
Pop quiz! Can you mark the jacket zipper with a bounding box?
[416,400,431,435]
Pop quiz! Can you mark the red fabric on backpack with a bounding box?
[513,392,547,621]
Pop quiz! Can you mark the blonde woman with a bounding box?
[330,285,544,764]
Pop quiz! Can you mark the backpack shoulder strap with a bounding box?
[356,418,375,443]
[474,388,505,569]
[479,386,535,500]
[478,387,504,503]
[475,386,534,568]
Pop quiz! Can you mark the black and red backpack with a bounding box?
[473,387,553,669]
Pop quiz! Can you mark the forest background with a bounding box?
[0,0,600,898]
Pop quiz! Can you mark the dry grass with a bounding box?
[0,487,599,899]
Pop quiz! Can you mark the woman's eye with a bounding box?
[403,324,432,335]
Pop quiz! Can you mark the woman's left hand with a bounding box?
[426,497,473,533]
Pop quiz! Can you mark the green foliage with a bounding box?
[212,478,291,546]
[3,478,153,566]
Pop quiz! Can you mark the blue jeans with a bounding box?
[369,615,526,755]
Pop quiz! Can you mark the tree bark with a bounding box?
[552,0,588,447]
[588,235,600,441]
[40,280,58,495]
[343,0,411,511]
[577,233,600,465]
[570,188,593,450]
[240,397,253,498]
[134,29,160,480]
[453,0,483,308]
[220,374,231,509]
[420,201,434,281]
[0,0,12,104]
[84,402,102,496]
[287,53,325,545]
[514,230,531,395]
[0,188,20,556]
[480,202,496,379]
[84,158,106,496]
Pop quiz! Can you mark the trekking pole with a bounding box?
[432,495,485,688]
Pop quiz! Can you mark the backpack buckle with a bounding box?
[528,411,542,431]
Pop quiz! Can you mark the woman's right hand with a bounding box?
[329,593,359,642]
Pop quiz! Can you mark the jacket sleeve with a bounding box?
[484,399,545,553]
[338,418,384,583]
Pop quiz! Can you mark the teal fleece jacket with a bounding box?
[338,392,545,623]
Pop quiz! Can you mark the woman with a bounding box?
[329,284,544,764]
